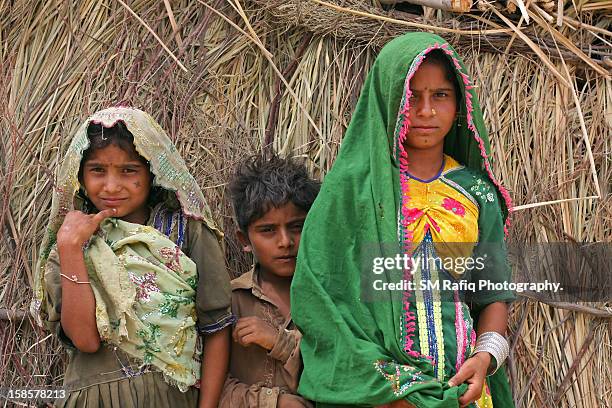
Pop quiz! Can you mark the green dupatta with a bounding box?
[291,33,513,407]
[31,107,221,391]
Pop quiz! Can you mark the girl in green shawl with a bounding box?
[291,33,515,408]
[32,107,234,407]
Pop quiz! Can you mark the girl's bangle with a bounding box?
[60,273,91,284]
[473,331,509,375]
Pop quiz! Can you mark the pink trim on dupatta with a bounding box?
[396,43,513,357]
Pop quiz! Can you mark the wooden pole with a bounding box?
[379,0,473,13]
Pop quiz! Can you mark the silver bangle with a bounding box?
[473,331,509,375]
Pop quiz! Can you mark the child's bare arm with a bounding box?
[474,301,509,336]
[58,245,99,352]
[199,326,230,408]
[57,209,115,353]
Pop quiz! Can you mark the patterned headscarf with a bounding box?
[31,107,220,390]
[291,33,513,406]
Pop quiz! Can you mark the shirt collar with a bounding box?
[231,265,281,306]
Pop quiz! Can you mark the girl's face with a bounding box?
[404,61,458,152]
[81,144,152,224]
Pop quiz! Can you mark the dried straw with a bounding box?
[0,1,609,407]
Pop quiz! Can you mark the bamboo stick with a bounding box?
[527,8,610,76]
[162,0,184,51]
[309,0,512,35]
[488,5,571,88]
[518,294,612,318]
[532,3,555,23]
[378,0,473,12]
[510,0,532,23]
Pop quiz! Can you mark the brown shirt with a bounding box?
[219,268,312,408]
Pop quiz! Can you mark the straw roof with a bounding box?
[0,0,610,406]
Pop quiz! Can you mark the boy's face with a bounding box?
[239,202,307,279]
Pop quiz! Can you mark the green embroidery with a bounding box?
[159,293,191,318]
[110,320,120,331]
[186,277,197,291]
[373,360,425,396]
[470,177,495,203]
[137,323,162,364]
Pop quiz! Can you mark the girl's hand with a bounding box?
[448,352,491,407]
[232,316,278,350]
[57,209,116,248]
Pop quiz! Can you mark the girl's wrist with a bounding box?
[58,234,93,251]
[473,351,492,367]
[473,331,509,375]
[58,239,85,252]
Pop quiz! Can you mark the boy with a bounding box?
[219,154,320,408]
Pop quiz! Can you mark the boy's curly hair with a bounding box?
[229,154,321,232]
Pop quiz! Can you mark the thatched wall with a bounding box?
[1,0,610,407]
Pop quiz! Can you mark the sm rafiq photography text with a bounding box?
[369,254,563,293]
[371,279,562,293]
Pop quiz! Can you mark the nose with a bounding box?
[278,228,294,248]
[415,94,434,118]
[103,174,123,193]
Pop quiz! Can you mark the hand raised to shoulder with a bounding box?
[57,209,116,248]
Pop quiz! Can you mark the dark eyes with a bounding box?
[409,92,450,100]
[256,223,304,234]
[88,168,138,174]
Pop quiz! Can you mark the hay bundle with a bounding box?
[0,0,609,406]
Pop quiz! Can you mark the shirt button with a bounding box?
[266,389,272,395]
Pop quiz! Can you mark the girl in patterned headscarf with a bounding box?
[292,33,515,407]
[32,107,234,407]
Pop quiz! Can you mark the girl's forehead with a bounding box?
[411,64,454,88]
[84,143,143,163]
